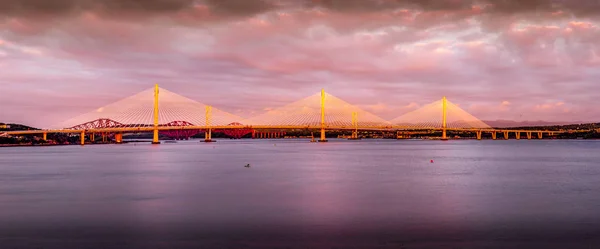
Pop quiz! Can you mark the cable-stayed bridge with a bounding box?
[5,85,565,144]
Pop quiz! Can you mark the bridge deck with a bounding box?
[4,126,566,135]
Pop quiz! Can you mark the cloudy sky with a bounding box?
[1,0,599,127]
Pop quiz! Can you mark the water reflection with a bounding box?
[1,139,600,248]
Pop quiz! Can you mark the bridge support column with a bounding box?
[115,133,123,144]
[152,84,160,145]
[476,131,482,140]
[491,131,497,140]
[348,112,361,140]
[42,132,47,141]
[319,89,328,142]
[204,129,214,142]
[252,130,256,139]
[538,132,543,139]
[504,131,509,140]
[515,132,521,140]
[319,128,327,142]
[80,131,85,145]
[441,96,448,141]
[102,133,107,143]
[204,105,215,143]
[527,132,532,140]
[90,133,95,142]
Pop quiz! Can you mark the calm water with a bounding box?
[1,139,600,249]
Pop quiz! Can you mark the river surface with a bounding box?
[1,139,600,249]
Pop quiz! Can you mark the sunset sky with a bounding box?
[1,0,599,127]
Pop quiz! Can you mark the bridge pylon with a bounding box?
[319,88,328,142]
[204,105,215,142]
[349,112,361,140]
[441,96,448,140]
[152,84,160,144]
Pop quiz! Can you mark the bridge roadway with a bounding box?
[4,125,569,136]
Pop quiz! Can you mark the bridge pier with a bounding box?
[204,129,215,142]
[491,131,497,140]
[527,132,532,140]
[115,133,123,144]
[42,132,47,141]
[503,131,509,140]
[515,132,521,140]
[319,128,328,142]
[476,131,482,140]
[90,133,95,142]
[80,131,85,145]
[538,132,543,139]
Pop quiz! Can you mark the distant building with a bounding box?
[0,124,10,129]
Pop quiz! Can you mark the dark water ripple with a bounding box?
[1,139,600,248]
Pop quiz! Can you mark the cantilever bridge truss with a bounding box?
[9,85,505,141]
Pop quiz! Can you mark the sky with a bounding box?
[1,0,600,128]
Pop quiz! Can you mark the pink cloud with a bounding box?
[1,1,600,127]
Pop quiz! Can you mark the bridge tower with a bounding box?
[441,96,448,140]
[319,88,328,142]
[204,105,215,142]
[349,112,361,140]
[152,84,160,144]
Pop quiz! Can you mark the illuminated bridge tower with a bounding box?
[348,112,361,140]
[152,84,160,144]
[319,88,328,142]
[204,105,215,142]
[442,96,448,141]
